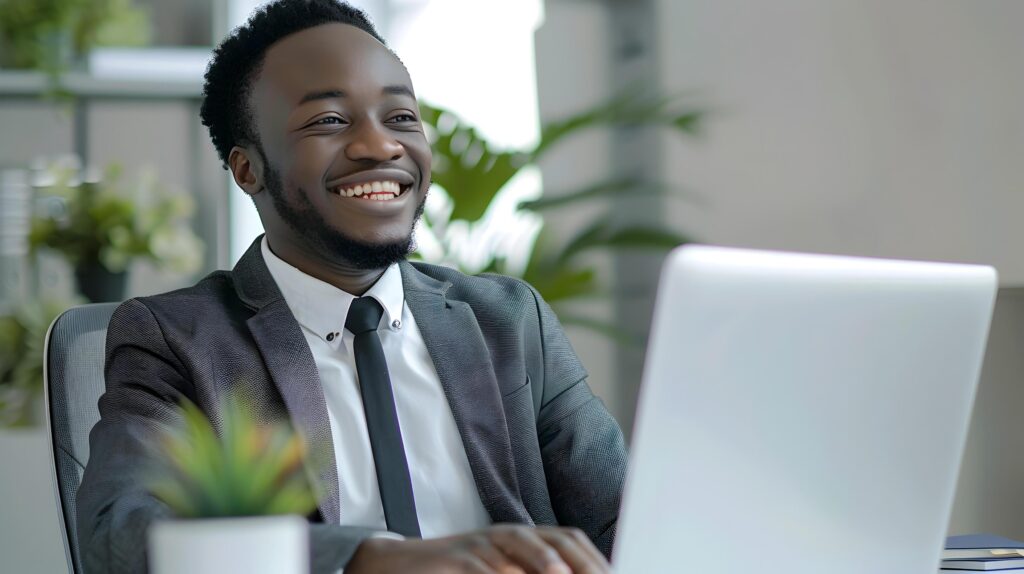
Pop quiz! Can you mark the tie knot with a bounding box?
[346,297,384,334]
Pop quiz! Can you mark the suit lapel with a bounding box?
[234,238,341,524]
[400,262,532,525]
[231,240,529,527]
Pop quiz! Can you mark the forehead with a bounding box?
[255,22,412,102]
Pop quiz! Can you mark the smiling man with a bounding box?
[76,1,627,573]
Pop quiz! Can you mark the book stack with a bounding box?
[942,534,1024,571]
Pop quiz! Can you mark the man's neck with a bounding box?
[265,235,386,297]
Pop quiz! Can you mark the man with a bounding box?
[76,1,627,572]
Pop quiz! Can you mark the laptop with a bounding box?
[613,245,997,574]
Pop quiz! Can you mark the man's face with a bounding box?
[248,23,431,269]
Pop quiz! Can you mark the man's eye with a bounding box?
[312,117,344,126]
[389,114,418,123]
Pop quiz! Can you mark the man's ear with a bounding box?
[228,145,265,197]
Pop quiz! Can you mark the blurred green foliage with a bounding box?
[147,396,319,519]
[0,162,205,428]
[0,0,150,70]
[419,93,702,337]
[30,162,204,274]
[0,296,81,426]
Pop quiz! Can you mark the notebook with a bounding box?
[945,534,1024,560]
[941,557,1024,571]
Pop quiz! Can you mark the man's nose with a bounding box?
[345,121,404,162]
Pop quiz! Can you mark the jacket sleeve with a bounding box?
[77,298,186,573]
[76,299,381,573]
[529,288,628,559]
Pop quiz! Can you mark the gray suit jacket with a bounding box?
[77,237,627,573]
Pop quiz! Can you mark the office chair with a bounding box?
[43,303,119,574]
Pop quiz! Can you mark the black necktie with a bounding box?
[345,297,421,537]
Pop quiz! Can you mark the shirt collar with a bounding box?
[260,236,405,341]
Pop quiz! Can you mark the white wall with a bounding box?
[656,0,1024,537]
[0,429,70,574]
[534,1,621,421]
[657,0,1024,284]
[951,288,1024,539]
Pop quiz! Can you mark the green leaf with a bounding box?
[533,93,705,160]
[672,111,704,134]
[517,179,683,212]
[420,102,529,224]
[522,264,599,305]
[146,394,318,518]
[512,228,601,304]
[559,219,690,263]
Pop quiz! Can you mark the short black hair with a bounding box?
[200,0,385,169]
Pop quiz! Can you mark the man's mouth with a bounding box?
[332,180,411,201]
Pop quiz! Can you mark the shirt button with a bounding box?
[326,332,336,342]
[391,319,402,330]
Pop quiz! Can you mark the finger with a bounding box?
[558,527,609,570]
[490,526,571,574]
[471,542,527,574]
[460,532,526,574]
[536,528,609,574]
[569,528,608,569]
[452,553,497,574]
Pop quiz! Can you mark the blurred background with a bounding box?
[2,0,1024,571]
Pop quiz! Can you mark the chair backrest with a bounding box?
[44,303,119,574]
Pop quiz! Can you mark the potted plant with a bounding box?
[146,396,317,574]
[29,161,204,303]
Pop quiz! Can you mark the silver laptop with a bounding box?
[613,245,997,574]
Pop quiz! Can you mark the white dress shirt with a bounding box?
[261,238,491,538]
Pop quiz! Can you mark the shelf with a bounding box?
[0,70,202,100]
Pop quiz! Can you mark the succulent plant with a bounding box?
[147,396,319,519]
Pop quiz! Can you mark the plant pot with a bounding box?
[148,515,308,574]
[73,262,127,303]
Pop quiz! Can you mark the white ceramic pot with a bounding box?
[148,514,308,574]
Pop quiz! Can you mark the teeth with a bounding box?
[335,180,405,199]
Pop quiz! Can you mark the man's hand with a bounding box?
[346,524,611,574]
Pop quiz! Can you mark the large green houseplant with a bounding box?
[417,94,701,339]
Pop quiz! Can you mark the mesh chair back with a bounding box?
[44,303,118,574]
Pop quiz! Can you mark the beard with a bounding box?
[262,160,425,270]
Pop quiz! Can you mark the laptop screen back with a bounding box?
[614,246,996,574]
